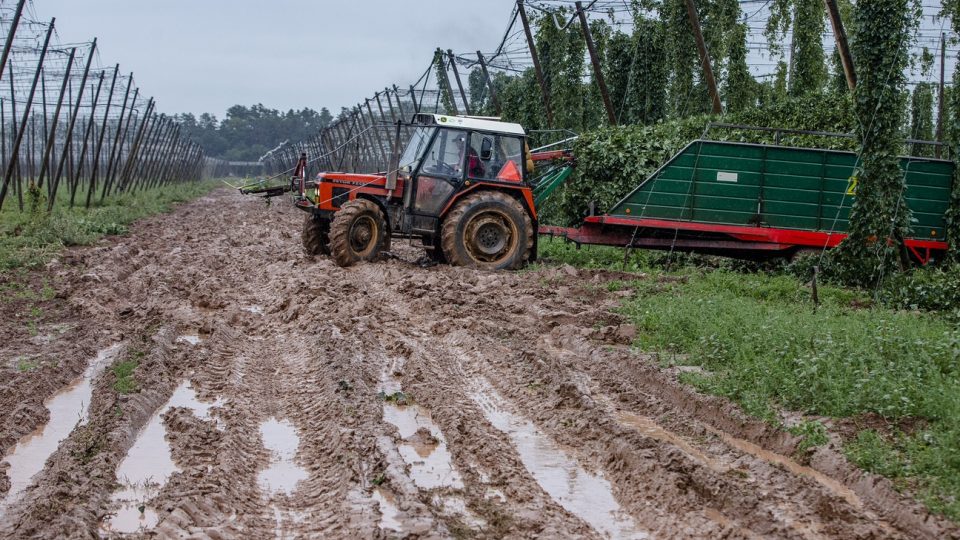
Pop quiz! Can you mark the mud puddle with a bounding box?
[101,380,223,534]
[0,344,121,514]
[379,365,463,490]
[243,305,264,316]
[176,335,203,346]
[258,418,308,496]
[471,379,648,540]
[372,488,403,532]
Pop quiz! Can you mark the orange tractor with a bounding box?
[245,114,573,269]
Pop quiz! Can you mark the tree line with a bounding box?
[174,105,334,162]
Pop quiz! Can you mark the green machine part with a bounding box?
[533,165,575,208]
[609,140,953,241]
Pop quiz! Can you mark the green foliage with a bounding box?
[500,70,546,135]
[0,181,217,271]
[879,267,960,313]
[112,358,139,395]
[662,0,707,116]
[945,57,960,262]
[910,49,936,157]
[845,430,906,478]
[545,91,857,226]
[788,420,830,454]
[175,105,332,162]
[553,115,710,225]
[731,91,857,146]
[16,358,39,372]
[834,0,913,287]
[434,50,458,116]
[467,67,492,115]
[723,23,756,113]
[605,16,669,124]
[535,7,592,131]
[846,427,960,520]
[789,0,827,96]
[618,265,960,517]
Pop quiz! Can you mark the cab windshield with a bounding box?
[398,127,435,174]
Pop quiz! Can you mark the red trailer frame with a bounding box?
[541,215,948,265]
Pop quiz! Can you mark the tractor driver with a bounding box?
[454,136,485,178]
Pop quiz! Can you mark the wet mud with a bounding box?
[0,188,956,539]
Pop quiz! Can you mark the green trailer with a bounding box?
[543,124,953,264]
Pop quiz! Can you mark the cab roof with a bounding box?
[412,114,525,136]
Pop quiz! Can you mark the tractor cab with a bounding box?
[396,114,529,236]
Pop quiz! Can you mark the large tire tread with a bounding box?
[440,191,532,270]
[329,199,388,267]
[302,215,330,256]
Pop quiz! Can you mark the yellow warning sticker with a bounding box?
[846,176,858,196]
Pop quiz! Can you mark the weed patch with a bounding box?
[540,237,960,520]
[0,181,218,271]
[112,358,140,395]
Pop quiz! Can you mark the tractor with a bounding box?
[245,114,574,269]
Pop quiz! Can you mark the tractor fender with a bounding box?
[355,193,394,234]
[440,183,537,222]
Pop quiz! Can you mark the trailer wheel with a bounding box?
[441,191,532,270]
[329,199,388,267]
[302,215,331,256]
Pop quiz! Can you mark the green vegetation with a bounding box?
[379,391,411,406]
[175,105,333,162]
[789,420,830,455]
[538,238,960,520]
[0,181,217,271]
[16,358,39,372]
[112,352,143,395]
[833,0,914,286]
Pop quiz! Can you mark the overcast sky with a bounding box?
[28,0,517,118]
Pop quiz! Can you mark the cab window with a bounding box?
[398,126,435,174]
[419,129,466,178]
[468,133,523,182]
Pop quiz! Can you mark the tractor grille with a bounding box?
[332,188,350,208]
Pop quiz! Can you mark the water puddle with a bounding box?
[701,424,863,509]
[382,403,463,490]
[243,305,264,316]
[0,344,121,514]
[176,335,202,346]
[471,379,648,540]
[258,418,308,496]
[101,380,222,534]
[379,364,463,490]
[614,411,726,473]
[103,500,160,534]
[372,487,403,532]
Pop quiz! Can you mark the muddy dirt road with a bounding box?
[0,189,956,539]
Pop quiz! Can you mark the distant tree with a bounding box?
[175,104,332,162]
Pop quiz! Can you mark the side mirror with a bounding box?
[480,137,493,160]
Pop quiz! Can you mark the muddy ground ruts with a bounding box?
[0,188,956,539]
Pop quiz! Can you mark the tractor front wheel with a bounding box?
[329,199,388,267]
[302,215,331,256]
[441,191,532,270]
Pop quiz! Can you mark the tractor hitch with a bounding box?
[239,184,293,198]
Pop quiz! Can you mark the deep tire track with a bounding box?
[0,189,955,539]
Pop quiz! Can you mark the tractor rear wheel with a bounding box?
[441,191,532,270]
[329,199,388,267]
[302,215,330,256]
